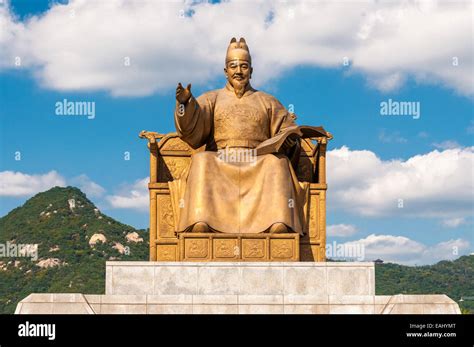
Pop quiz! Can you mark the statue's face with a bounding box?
[224,59,252,89]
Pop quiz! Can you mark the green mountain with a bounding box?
[0,186,148,314]
[376,256,474,314]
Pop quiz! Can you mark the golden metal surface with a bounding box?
[141,38,331,261]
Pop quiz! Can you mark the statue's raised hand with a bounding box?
[176,83,192,104]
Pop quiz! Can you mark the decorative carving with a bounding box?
[178,233,298,261]
[309,194,319,239]
[271,239,294,259]
[214,239,238,259]
[318,191,326,243]
[214,103,268,144]
[186,239,208,258]
[157,245,176,261]
[164,157,189,180]
[158,157,190,182]
[242,239,265,259]
[157,195,175,237]
[160,136,192,152]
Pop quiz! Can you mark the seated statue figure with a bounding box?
[173,37,315,235]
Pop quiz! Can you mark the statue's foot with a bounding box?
[192,222,210,233]
[268,222,288,233]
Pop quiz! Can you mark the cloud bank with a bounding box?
[328,146,474,219]
[0,0,472,96]
[342,233,470,265]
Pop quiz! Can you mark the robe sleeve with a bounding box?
[174,91,216,149]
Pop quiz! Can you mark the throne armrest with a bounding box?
[140,131,199,184]
[139,131,165,183]
[297,131,333,184]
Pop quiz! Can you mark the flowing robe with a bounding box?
[172,82,308,234]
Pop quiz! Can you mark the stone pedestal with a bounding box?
[15,261,461,314]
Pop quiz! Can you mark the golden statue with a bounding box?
[140,37,331,262]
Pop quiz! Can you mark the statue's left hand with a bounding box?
[282,136,297,152]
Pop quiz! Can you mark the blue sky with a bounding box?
[0,0,473,265]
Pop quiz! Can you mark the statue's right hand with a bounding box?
[176,83,192,104]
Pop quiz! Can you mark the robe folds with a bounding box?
[171,82,309,235]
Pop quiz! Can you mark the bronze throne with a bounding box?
[140,130,332,262]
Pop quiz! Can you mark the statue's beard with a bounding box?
[230,78,248,98]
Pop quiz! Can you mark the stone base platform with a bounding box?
[15,262,461,314]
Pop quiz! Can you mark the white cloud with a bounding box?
[342,233,470,265]
[0,170,66,197]
[0,0,472,96]
[106,177,148,211]
[69,174,105,198]
[328,146,474,218]
[441,217,466,228]
[432,140,462,150]
[0,171,107,199]
[327,224,358,237]
[378,129,408,143]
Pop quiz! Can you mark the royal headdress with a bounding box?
[225,37,251,65]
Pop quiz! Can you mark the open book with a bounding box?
[256,125,329,156]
